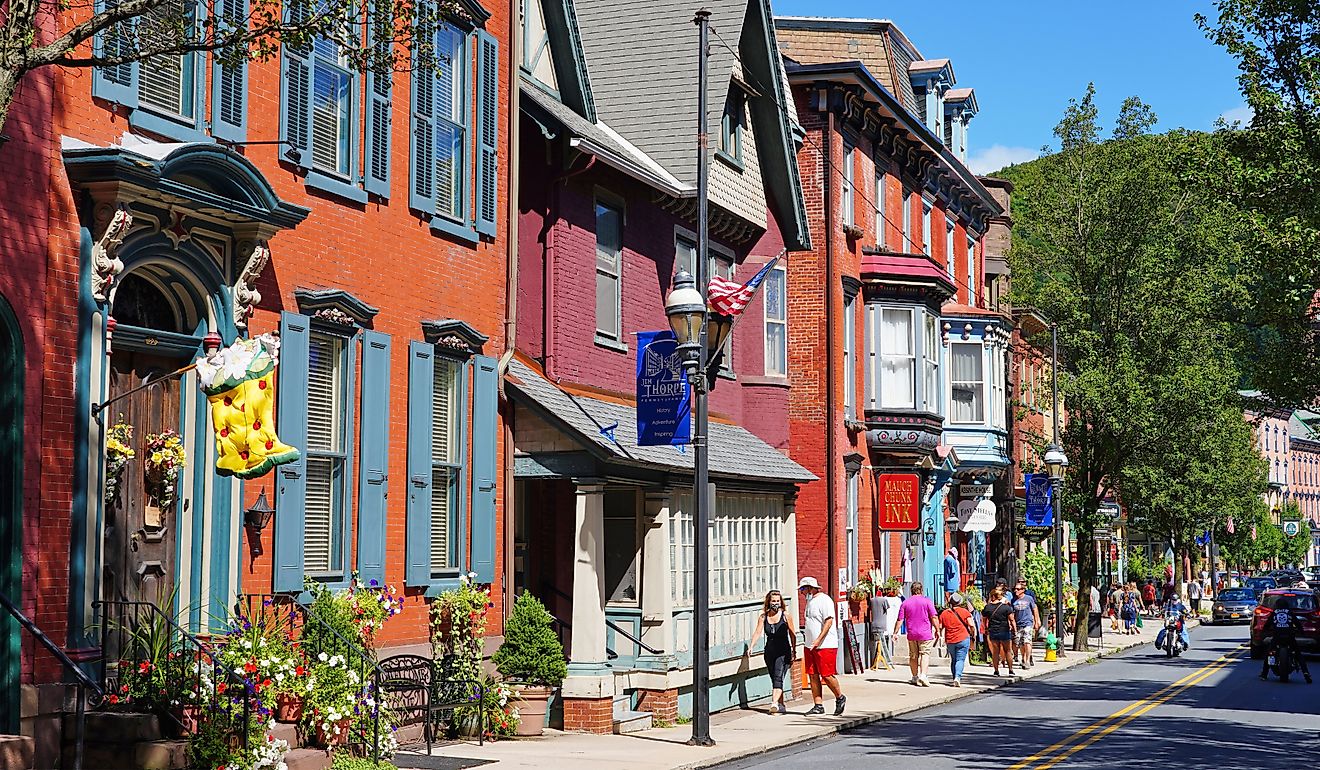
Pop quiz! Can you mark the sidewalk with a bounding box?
[401,619,1180,770]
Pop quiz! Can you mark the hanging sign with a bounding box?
[1283,521,1301,537]
[958,498,997,532]
[877,473,922,531]
[195,334,300,479]
[635,331,691,446]
[1024,472,1053,528]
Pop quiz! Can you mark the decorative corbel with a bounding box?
[91,205,133,304]
[233,241,271,331]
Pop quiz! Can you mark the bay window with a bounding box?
[990,345,1007,429]
[879,307,915,409]
[950,342,984,423]
[923,313,940,412]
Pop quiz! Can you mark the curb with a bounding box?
[676,625,1184,770]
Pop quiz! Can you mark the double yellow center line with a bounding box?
[1008,646,1245,770]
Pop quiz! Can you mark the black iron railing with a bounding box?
[0,591,103,770]
[94,600,254,755]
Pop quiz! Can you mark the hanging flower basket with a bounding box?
[103,418,135,506]
[143,429,186,510]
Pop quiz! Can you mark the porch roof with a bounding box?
[507,358,815,483]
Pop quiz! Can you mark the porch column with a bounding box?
[638,490,675,665]
[783,494,803,698]
[563,479,615,733]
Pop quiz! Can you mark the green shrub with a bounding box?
[493,593,567,687]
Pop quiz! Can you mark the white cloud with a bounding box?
[1218,104,1254,127]
[967,145,1040,175]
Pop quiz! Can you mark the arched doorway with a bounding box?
[0,293,23,732]
[103,267,208,608]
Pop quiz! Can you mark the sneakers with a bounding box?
[917,676,930,687]
[806,704,825,715]
[911,676,921,686]
[833,695,847,716]
[953,678,961,687]
[778,702,788,715]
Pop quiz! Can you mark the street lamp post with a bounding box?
[1045,323,1068,653]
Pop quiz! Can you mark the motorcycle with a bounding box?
[1267,642,1294,682]
[1158,611,1185,657]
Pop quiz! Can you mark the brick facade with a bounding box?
[634,688,679,725]
[563,696,615,735]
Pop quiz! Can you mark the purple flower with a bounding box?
[370,579,379,587]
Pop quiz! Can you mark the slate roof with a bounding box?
[507,359,815,483]
[572,0,746,189]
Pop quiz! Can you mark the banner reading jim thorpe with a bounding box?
[636,330,691,447]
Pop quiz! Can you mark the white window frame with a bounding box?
[990,345,1006,429]
[949,340,986,424]
[966,235,977,303]
[305,329,352,577]
[922,312,940,413]
[842,141,855,227]
[843,293,856,417]
[594,195,624,342]
[310,33,357,178]
[432,24,468,220]
[876,305,916,410]
[670,491,784,606]
[922,198,933,257]
[902,189,913,252]
[945,216,956,278]
[430,355,465,573]
[764,265,788,377]
[875,171,886,248]
[137,0,200,121]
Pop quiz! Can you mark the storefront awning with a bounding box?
[507,359,815,484]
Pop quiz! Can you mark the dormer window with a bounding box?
[719,86,746,167]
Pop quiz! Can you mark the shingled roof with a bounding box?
[507,359,815,483]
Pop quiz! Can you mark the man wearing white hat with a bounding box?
[798,576,846,716]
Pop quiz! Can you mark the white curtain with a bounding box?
[950,342,983,422]
[880,309,914,408]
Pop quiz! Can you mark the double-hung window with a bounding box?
[843,294,856,417]
[922,199,932,257]
[310,36,354,177]
[720,88,745,166]
[595,198,623,342]
[676,236,734,371]
[878,307,915,409]
[137,0,199,120]
[428,356,464,571]
[950,342,985,423]
[946,217,956,278]
[304,330,351,577]
[874,172,886,247]
[764,266,787,377]
[841,142,855,227]
[922,313,940,412]
[990,346,1007,429]
[966,235,977,301]
[902,189,913,252]
[432,25,467,219]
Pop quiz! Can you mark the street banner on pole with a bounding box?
[1024,472,1053,527]
[636,330,691,446]
[877,473,921,531]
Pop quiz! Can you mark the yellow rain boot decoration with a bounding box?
[195,334,300,479]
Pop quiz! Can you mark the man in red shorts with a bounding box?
[798,576,846,715]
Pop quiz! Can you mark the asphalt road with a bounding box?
[716,622,1320,770]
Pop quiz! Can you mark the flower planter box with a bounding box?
[315,719,351,747]
[274,693,304,724]
[512,686,552,737]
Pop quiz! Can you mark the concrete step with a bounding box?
[133,739,188,770]
[284,747,333,770]
[612,709,653,735]
[68,712,163,744]
[611,693,632,719]
[0,735,35,770]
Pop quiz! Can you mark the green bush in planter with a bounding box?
[493,593,567,686]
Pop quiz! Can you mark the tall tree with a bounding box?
[1198,1,1320,407]
[0,0,458,134]
[999,86,1256,649]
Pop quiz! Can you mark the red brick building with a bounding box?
[3,0,514,757]
[776,17,1005,632]
[507,0,813,730]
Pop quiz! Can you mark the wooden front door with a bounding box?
[104,350,184,606]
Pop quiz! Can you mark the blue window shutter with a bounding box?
[279,0,312,166]
[363,1,392,197]
[92,0,138,108]
[470,354,497,583]
[409,46,437,214]
[274,312,310,592]
[474,31,499,237]
[356,330,391,586]
[210,0,248,142]
[405,341,434,587]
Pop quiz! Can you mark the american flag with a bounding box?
[706,253,782,316]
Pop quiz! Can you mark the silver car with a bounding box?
[1211,587,1258,624]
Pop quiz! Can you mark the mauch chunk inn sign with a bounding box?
[877,473,922,531]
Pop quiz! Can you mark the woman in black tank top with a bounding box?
[749,590,796,714]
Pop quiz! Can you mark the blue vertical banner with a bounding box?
[1024,472,1054,527]
[636,330,691,446]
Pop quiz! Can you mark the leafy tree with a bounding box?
[1124,547,1153,583]
[1279,502,1312,567]
[998,86,1260,649]
[492,593,567,687]
[0,0,459,134]
[1020,547,1057,609]
[1197,1,1320,407]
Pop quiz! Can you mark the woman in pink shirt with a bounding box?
[897,581,940,686]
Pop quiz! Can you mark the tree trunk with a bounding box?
[1071,529,1097,652]
[0,69,17,139]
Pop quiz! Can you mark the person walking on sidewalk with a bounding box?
[1188,578,1203,616]
[748,590,795,715]
[982,586,1017,676]
[943,547,961,603]
[798,577,846,716]
[1011,580,1041,669]
[938,593,977,687]
[897,581,940,687]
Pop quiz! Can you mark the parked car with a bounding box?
[1250,588,1320,659]
[1210,587,1258,624]
[1307,580,1320,596]
[1244,576,1278,598]
[1266,569,1305,586]
[1305,566,1320,582]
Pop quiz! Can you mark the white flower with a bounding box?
[318,652,328,662]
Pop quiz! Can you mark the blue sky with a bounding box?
[774,0,1249,173]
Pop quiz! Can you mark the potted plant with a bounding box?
[492,593,566,737]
